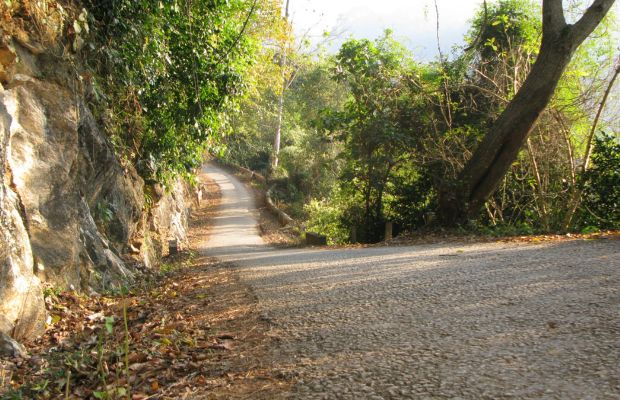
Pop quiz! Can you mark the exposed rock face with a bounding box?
[78,197,136,290]
[7,79,85,287]
[3,77,144,292]
[0,89,46,340]
[0,36,192,341]
[77,103,144,249]
[140,180,191,268]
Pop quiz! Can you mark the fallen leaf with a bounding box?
[209,340,233,351]
[127,352,147,363]
[129,362,147,372]
[86,312,105,321]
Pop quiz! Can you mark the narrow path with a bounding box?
[201,163,264,258]
[202,163,620,400]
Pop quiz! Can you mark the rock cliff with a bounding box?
[0,34,191,343]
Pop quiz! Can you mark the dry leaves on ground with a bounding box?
[0,172,290,400]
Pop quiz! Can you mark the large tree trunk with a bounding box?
[438,0,616,225]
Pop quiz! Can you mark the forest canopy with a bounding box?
[5,0,615,242]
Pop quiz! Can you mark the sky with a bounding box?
[289,0,488,59]
[288,0,620,61]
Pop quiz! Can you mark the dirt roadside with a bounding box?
[0,173,291,400]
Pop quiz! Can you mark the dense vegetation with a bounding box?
[80,0,289,184]
[1,0,284,184]
[3,0,615,243]
[224,0,619,242]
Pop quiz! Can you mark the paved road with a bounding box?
[202,163,620,399]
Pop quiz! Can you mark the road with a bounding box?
[201,163,620,399]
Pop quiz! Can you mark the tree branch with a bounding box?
[542,0,566,35]
[570,0,616,45]
[219,0,259,61]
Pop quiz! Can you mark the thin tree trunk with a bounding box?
[526,136,550,231]
[273,86,285,167]
[272,0,290,168]
[374,162,395,225]
[561,60,619,232]
[554,110,577,187]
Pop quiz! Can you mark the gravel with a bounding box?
[203,163,620,399]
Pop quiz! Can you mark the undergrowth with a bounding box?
[0,251,197,400]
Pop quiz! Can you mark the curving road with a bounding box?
[201,163,620,400]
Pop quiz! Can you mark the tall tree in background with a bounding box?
[438,0,616,224]
[329,33,418,242]
[273,0,291,167]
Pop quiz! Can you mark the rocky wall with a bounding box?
[0,35,192,343]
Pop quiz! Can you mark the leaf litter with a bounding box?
[0,173,291,399]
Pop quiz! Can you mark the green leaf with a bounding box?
[104,316,115,334]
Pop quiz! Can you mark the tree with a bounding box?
[85,0,268,184]
[438,0,616,225]
[327,32,418,242]
[272,0,291,168]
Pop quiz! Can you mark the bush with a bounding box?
[578,133,620,229]
[304,198,349,245]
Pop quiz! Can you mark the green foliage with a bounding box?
[326,31,422,242]
[578,133,620,229]
[225,51,348,223]
[219,0,618,239]
[84,0,261,184]
[104,316,115,334]
[42,286,62,299]
[276,60,348,200]
[304,196,350,245]
[94,200,114,224]
[387,164,436,229]
[469,0,540,59]
[580,225,601,234]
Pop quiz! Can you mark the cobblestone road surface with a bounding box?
[202,163,620,399]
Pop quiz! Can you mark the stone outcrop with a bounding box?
[139,180,191,269]
[0,332,26,357]
[0,91,46,340]
[0,34,192,343]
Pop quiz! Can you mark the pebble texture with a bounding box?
[203,164,620,399]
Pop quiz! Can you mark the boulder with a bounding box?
[0,332,26,358]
